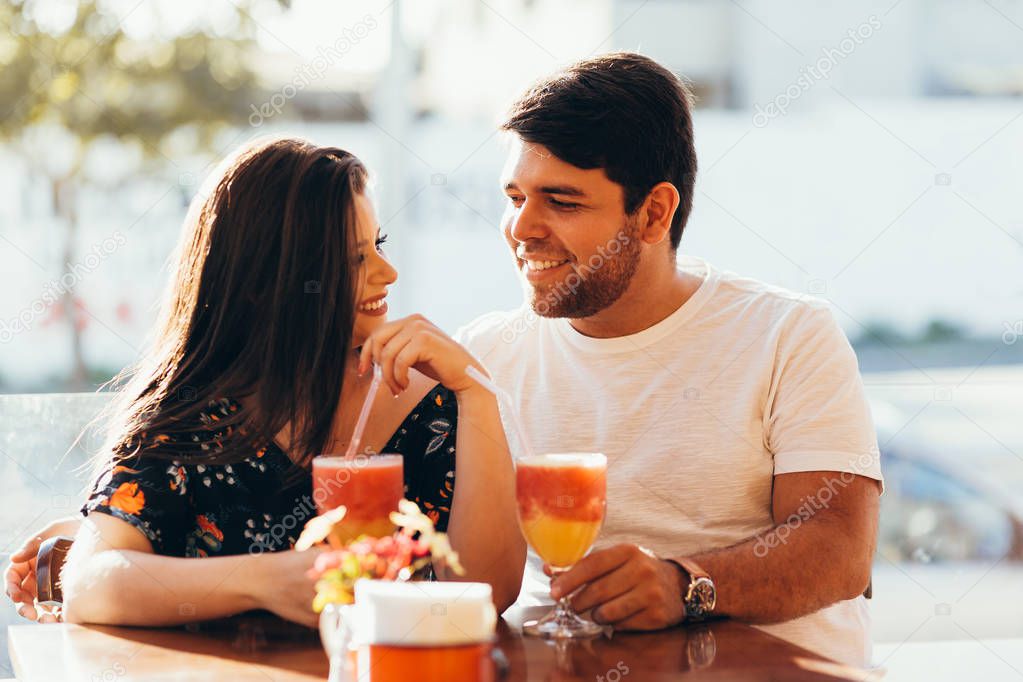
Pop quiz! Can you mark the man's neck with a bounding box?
[568,255,702,339]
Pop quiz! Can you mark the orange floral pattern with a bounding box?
[107,482,145,515]
[82,389,458,555]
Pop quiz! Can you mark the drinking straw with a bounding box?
[345,364,383,459]
[465,365,535,459]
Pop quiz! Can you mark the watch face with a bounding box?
[689,577,716,615]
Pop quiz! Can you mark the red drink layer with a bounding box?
[515,457,606,522]
[515,454,607,568]
[312,455,404,541]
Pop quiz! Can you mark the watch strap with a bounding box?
[673,557,710,582]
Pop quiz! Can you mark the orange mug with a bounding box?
[356,642,494,682]
[350,581,498,682]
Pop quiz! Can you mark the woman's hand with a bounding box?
[358,314,488,396]
[4,515,82,622]
[251,548,324,628]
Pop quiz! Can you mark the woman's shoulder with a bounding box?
[102,395,291,478]
[82,396,302,555]
[118,396,241,452]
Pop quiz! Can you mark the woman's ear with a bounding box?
[638,182,680,245]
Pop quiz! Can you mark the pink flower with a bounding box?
[313,551,345,574]
[300,498,465,612]
[372,536,396,555]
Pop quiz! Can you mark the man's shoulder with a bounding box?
[708,264,833,328]
[454,306,533,357]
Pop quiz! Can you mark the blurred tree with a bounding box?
[854,321,908,347]
[0,0,286,387]
[920,319,966,344]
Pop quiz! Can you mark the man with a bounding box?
[456,52,882,666]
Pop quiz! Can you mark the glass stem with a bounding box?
[550,566,574,621]
[554,594,576,624]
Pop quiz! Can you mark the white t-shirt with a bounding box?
[456,256,883,666]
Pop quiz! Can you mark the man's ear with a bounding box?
[638,182,680,245]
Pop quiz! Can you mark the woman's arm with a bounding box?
[440,387,525,612]
[62,514,321,627]
[359,314,527,612]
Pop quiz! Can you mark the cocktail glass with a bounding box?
[515,453,607,639]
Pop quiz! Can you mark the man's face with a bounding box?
[499,138,641,318]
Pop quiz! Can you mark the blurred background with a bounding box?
[1,0,1022,674]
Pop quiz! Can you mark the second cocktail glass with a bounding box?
[515,452,607,639]
[312,454,405,544]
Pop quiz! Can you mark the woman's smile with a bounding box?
[358,293,389,317]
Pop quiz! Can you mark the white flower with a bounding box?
[389,499,434,537]
[295,506,347,551]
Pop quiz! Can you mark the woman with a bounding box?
[3,137,524,627]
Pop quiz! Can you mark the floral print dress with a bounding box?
[82,385,459,557]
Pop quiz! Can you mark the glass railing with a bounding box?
[0,392,115,676]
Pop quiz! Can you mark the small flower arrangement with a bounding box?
[295,500,465,613]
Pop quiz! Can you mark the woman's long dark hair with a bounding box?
[96,137,366,479]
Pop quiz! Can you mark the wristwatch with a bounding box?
[669,557,717,622]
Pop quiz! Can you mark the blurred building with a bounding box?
[2,0,1022,391]
[412,0,1023,119]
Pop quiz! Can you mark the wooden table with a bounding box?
[7,607,867,681]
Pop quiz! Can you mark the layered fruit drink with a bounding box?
[515,453,607,568]
[312,454,405,543]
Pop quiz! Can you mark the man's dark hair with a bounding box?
[502,52,697,250]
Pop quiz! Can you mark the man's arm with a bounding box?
[551,470,879,630]
[685,470,879,624]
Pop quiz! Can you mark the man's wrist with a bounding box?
[665,558,690,601]
[666,557,717,622]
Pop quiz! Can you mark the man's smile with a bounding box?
[519,257,572,283]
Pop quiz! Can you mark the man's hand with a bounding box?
[548,544,686,630]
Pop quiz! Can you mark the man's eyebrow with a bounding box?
[539,185,586,197]
[502,181,587,197]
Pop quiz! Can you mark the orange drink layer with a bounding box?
[356,644,494,682]
[516,454,607,568]
[312,455,404,543]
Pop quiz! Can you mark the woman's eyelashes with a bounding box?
[358,234,389,263]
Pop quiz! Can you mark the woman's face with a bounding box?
[352,192,398,347]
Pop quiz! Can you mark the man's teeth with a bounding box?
[526,259,568,271]
[359,299,385,311]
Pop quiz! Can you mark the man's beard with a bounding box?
[527,221,642,319]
